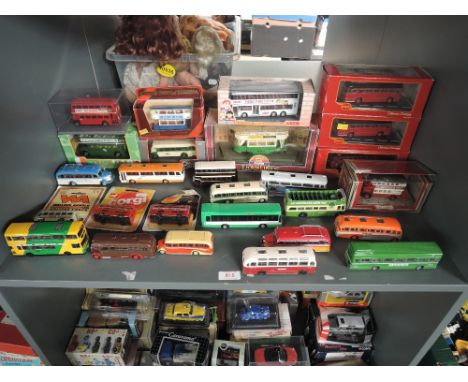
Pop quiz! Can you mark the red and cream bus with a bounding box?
[71,97,121,126]
[242,246,317,276]
[262,225,331,253]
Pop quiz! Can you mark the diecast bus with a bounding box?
[345,241,443,271]
[233,127,289,155]
[71,97,121,126]
[284,189,347,218]
[149,106,192,131]
[209,181,268,203]
[150,139,196,159]
[193,161,237,185]
[148,204,191,225]
[92,205,137,226]
[4,221,88,256]
[157,230,214,255]
[201,203,282,229]
[361,175,407,199]
[335,121,393,138]
[56,164,114,186]
[262,225,331,253]
[76,135,128,159]
[118,163,185,184]
[34,210,78,222]
[242,246,317,276]
[229,80,302,119]
[90,233,156,260]
[342,83,403,104]
[334,215,402,241]
[261,171,328,193]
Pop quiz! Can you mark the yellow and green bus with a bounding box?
[4,221,89,256]
[284,189,347,217]
[345,241,443,271]
[201,203,282,229]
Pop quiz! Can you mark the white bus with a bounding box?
[149,106,193,131]
[209,181,268,203]
[150,139,196,159]
[33,210,79,222]
[193,161,237,184]
[230,80,302,119]
[242,246,317,276]
[118,163,185,184]
[261,171,328,193]
[233,127,289,155]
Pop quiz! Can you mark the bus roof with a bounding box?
[233,126,290,136]
[149,105,192,110]
[165,230,213,244]
[347,241,443,258]
[194,161,236,171]
[91,233,156,247]
[230,80,302,94]
[211,180,265,192]
[5,221,83,237]
[335,215,401,230]
[262,171,328,185]
[71,97,118,105]
[274,225,331,242]
[118,162,184,172]
[56,164,103,176]
[151,139,195,148]
[202,203,282,216]
[285,189,346,203]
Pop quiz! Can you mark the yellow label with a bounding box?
[140,128,149,135]
[156,64,176,78]
[336,123,349,130]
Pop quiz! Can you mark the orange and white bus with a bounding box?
[118,163,185,184]
[334,215,402,241]
[157,230,214,255]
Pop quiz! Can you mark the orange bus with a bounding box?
[118,163,185,184]
[334,215,402,241]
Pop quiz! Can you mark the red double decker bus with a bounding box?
[92,205,136,226]
[148,204,191,225]
[71,97,122,126]
[343,83,403,104]
[262,225,331,253]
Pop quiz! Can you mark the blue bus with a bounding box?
[55,164,114,186]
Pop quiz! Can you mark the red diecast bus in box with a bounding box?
[91,233,156,260]
[71,97,121,126]
[92,205,137,226]
[343,83,403,104]
[262,225,331,253]
[336,121,393,138]
[148,204,192,225]
[361,175,408,200]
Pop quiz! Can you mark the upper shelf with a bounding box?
[0,173,466,292]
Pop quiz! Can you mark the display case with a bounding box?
[205,109,318,172]
[217,76,315,126]
[58,123,141,169]
[211,340,246,366]
[158,300,211,329]
[318,64,434,117]
[318,291,374,308]
[339,159,435,212]
[228,293,281,331]
[317,113,420,152]
[313,147,409,177]
[248,336,310,366]
[48,88,132,132]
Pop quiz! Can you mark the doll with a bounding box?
[190,26,225,81]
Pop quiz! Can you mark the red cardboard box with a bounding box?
[133,86,205,140]
[338,159,435,213]
[318,64,434,118]
[317,113,421,152]
[313,147,409,177]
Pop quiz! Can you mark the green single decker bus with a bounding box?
[201,203,282,229]
[284,189,347,217]
[345,241,443,271]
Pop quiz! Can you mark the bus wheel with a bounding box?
[258,271,266,276]
[221,224,229,230]
[180,153,188,159]
[386,97,394,103]
[372,266,380,271]
[69,181,77,186]
[377,131,385,137]
[162,179,169,184]
[26,253,33,257]
[73,120,80,126]
[280,111,287,117]
[259,198,266,203]
[225,199,233,204]
[416,265,424,271]
[114,152,122,158]
[299,212,307,218]
[391,237,400,242]
[192,251,200,256]
[299,270,307,275]
[270,111,278,117]
[351,235,359,240]
[64,251,72,256]
[132,255,143,260]
[158,249,166,255]
[241,112,248,118]
[129,180,136,184]
[102,121,109,126]
[82,151,89,157]
[362,193,372,199]
[259,224,267,229]
[355,97,363,104]
[347,132,355,138]
[92,254,101,260]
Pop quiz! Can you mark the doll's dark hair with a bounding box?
[114,16,186,60]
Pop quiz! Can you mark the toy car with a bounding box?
[163,301,206,322]
[239,304,270,321]
[254,345,298,366]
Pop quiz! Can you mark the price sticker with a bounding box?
[218,270,241,281]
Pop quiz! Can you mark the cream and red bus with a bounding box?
[118,163,185,184]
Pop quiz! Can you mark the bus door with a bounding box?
[253,105,260,115]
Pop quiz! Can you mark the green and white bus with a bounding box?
[345,241,443,271]
[201,203,282,229]
[284,189,347,217]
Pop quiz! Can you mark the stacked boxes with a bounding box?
[314,64,434,176]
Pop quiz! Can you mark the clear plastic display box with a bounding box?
[248,336,310,366]
[106,17,241,104]
[48,88,132,133]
